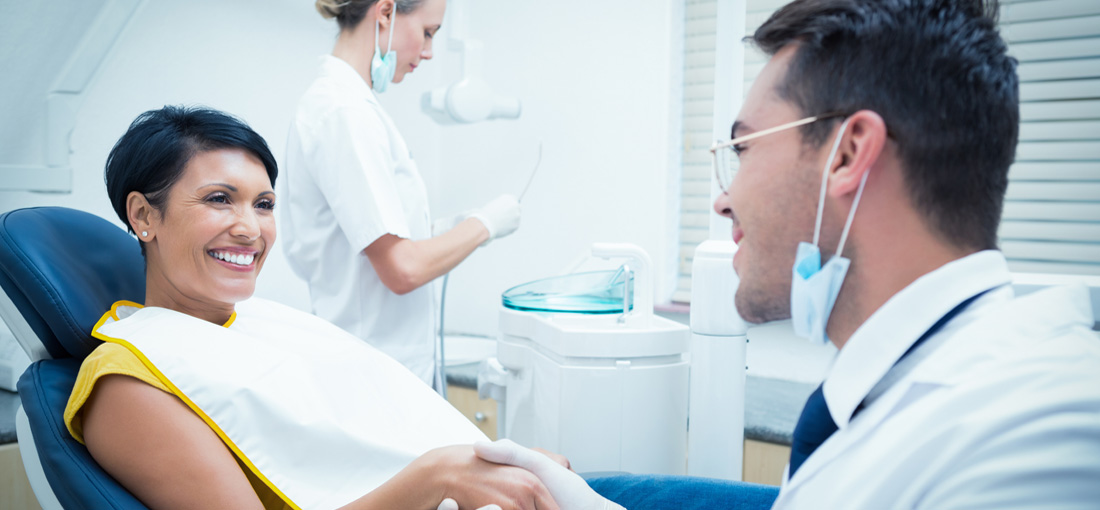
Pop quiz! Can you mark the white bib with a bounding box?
[91,298,486,510]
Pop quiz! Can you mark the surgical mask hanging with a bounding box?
[790,118,870,346]
[371,7,397,93]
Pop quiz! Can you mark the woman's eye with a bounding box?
[256,200,275,211]
[425,31,433,39]
[207,193,229,204]
[731,143,747,156]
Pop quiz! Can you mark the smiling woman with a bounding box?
[62,106,562,510]
[129,149,275,323]
[105,108,279,324]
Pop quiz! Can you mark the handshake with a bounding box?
[433,195,522,246]
[437,439,624,510]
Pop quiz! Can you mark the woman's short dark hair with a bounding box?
[105,105,278,239]
[751,0,1018,251]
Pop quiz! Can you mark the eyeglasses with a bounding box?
[710,113,846,192]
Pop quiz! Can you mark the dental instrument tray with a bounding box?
[501,269,633,314]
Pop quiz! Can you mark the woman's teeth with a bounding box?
[209,251,255,266]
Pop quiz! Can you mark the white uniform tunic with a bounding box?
[283,55,436,384]
[773,250,1100,509]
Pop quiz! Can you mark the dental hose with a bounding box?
[437,273,449,400]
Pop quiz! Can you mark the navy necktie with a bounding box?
[788,384,836,477]
[786,289,991,478]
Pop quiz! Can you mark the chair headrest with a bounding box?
[0,207,145,359]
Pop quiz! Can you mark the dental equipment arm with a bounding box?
[475,439,626,510]
[591,243,653,328]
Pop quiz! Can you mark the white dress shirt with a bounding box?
[773,250,1100,509]
[282,55,436,385]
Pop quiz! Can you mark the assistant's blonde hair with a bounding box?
[315,0,351,20]
[315,0,424,30]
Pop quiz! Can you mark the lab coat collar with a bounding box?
[822,250,1011,429]
[780,261,1096,499]
[319,54,381,106]
[910,283,1095,386]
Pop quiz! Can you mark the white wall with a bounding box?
[1,0,681,338]
[422,0,681,336]
[0,0,342,311]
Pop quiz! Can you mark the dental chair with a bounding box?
[0,207,148,510]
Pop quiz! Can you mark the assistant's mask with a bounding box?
[790,118,869,346]
[370,7,397,93]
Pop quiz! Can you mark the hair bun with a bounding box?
[315,0,349,20]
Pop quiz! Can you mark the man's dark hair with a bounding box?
[105,105,278,252]
[751,0,1018,250]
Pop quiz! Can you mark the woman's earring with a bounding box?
[141,231,148,237]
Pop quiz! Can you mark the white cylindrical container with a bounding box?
[688,240,748,480]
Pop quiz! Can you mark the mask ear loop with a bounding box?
[812,118,852,247]
[835,160,870,259]
[376,3,396,55]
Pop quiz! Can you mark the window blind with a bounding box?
[674,0,1100,303]
[999,0,1100,275]
[674,0,784,303]
[674,0,720,303]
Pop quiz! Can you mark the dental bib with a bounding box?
[92,298,486,510]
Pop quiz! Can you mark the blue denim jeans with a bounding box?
[583,473,779,510]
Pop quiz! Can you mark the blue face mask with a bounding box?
[790,118,870,346]
[370,9,397,93]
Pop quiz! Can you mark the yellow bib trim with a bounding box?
[89,301,295,510]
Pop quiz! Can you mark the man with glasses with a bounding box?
[472,0,1100,508]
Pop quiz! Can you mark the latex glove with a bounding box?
[437,498,501,510]
[474,439,625,510]
[432,212,468,236]
[468,194,520,246]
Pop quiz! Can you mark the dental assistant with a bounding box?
[284,0,521,386]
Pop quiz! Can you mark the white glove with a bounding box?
[432,212,468,236]
[437,498,501,510]
[468,194,521,246]
[474,439,625,510]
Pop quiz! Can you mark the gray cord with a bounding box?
[438,273,449,400]
[518,142,543,203]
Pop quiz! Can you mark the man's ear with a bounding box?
[126,191,157,242]
[827,110,887,198]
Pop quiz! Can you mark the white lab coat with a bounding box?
[773,250,1100,509]
[283,55,437,385]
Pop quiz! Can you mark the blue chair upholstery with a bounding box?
[18,359,148,509]
[0,207,148,509]
[0,207,145,359]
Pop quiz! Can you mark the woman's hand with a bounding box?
[469,194,521,246]
[436,448,570,510]
[437,498,500,510]
[531,448,570,470]
[474,440,625,510]
[410,445,559,510]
